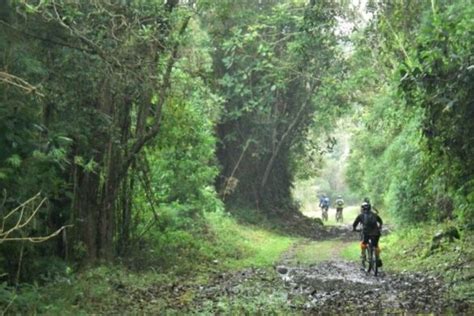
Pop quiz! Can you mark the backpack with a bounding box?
[363,211,378,230]
[336,199,344,207]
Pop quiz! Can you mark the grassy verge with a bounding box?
[291,240,360,265]
[302,205,360,226]
[0,209,299,314]
[340,241,361,261]
[382,222,474,303]
[205,211,297,270]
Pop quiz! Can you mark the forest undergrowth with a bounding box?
[383,223,474,304]
[1,0,473,314]
[2,208,472,314]
[0,209,298,314]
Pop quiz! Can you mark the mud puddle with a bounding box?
[109,224,471,314]
[275,259,459,314]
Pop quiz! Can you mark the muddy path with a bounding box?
[272,225,460,314]
[276,257,450,314]
[110,224,471,314]
[187,224,469,314]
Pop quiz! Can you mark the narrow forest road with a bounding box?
[110,210,471,314]
[274,225,452,314]
[177,224,466,314]
[151,222,466,315]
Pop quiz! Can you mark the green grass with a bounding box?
[340,241,361,261]
[300,205,361,226]
[0,265,169,315]
[383,223,458,271]
[294,241,335,264]
[292,240,360,265]
[382,222,474,303]
[205,210,298,269]
[327,205,360,226]
[0,209,299,315]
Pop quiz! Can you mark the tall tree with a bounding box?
[203,0,344,210]
[345,0,474,224]
[1,0,191,261]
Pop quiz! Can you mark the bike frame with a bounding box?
[335,208,343,222]
[321,206,328,221]
[365,237,378,276]
[355,229,379,277]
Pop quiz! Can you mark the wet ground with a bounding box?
[171,247,468,315]
[110,216,472,314]
[276,259,452,314]
[184,224,471,314]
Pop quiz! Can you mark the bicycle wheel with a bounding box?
[373,245,378,276]
[374,255,378,276]
[367,242,375,275]
[361,247,368,270]
[367,240,378,276]
[337,210,343,222]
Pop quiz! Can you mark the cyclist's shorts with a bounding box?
[362,235,380,247]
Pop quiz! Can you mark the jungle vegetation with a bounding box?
[0,0,472,313]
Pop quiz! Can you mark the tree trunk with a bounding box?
[74,171,100,261]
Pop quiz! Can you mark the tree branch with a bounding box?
[2,225,72,243]
[0,193,73,244]
[50,1,123,68]
[120,15,191,179]
[0,20,97,57]
[220,138,253,200]
[0,71,45,97]
[260,82,318,190]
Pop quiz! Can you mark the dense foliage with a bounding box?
[0,0,342,282]
[346,1,474,225]
[203,0,345,209]
[0,0,212,273]
[1,0,473,312]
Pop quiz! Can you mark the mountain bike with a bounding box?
[355,230,379,276]
[321,206,328,221]
[364,235,378,276]
[335,208,343,223]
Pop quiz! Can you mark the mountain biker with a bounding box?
[352,201,383,267]
[319,194,330,220]
[319,194,330,209]
[335,195,344,221]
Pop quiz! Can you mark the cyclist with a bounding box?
[352,201,383,267]
[319,194,330,220]
[319,194,326,208]
[335,195,344,221]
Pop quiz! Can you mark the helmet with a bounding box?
[363,197,370,204]
[361,202,370,211]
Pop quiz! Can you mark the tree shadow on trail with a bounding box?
[227,206,351,240]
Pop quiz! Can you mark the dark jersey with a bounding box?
[353,211,383,236]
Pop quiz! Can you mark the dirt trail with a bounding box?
[275,227,453,314]
[110,221,471,314]
[182,224,468,314]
